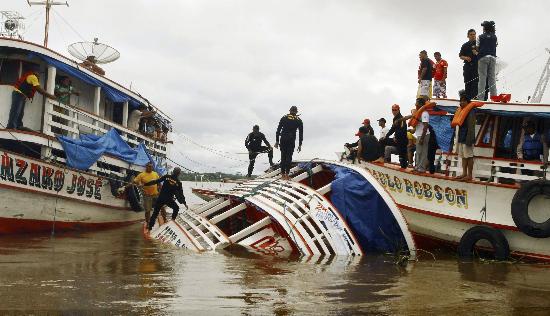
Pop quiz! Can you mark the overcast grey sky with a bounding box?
[9,0,550,174]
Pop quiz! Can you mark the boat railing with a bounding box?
[440,153,545,183]
[42,98,167,157]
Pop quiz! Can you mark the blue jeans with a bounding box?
[7,91,27,129]
[477,56,497,100]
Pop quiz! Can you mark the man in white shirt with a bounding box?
[378,118,389,139]
[414,99,430,173]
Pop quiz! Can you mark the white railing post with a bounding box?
[122,101,129,128]
[42,66,56,136]
[93,86,101,135]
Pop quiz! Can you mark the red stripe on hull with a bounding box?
[0,217,141,235]
[398,203,519,232]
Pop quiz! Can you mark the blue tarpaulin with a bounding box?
[324,164,409,254]
[30,53,142,109]
[57,128,165,174]
[429,114,453,152]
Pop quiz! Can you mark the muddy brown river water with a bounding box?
[2,183,550,315]
[1,224,550,315]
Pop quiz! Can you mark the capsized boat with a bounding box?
[149,160,417,259]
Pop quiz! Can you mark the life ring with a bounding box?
[457,225,510,261]
[408,101,436,127]
[127,185,144,212]
[511,179,550,238]
[450,101,484,128]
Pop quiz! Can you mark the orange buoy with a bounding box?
[408,101,436,127]
[451,101,484,127]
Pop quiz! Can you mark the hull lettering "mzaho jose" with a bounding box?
[0,152,102,200]
[366,167,468,209]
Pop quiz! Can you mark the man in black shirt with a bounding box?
[417,50,433,98]
[245,125,274,177]
[459,29,479,101]
[357,126,382,163]
[275,106,303,180]
[383,104,408,168]
[144,167,188,232]
[477,21,498,100]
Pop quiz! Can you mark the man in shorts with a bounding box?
[417,50,433,99]
[455,91,476,180]
[133,162,162,224]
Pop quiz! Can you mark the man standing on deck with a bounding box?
[455,91,476,180]
[414,98,430,173]
[134,162,161,225]
[275,106,303,180]
[7,67,56,130]
[477,21,498,100]
[144,167,188,233]
[459,29,479,100]
[417,50,433,99]
[433,52,448,98]
[383,104,408,168]
[245,125,274,178]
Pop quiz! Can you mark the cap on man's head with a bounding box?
[289,105,298,112]
[362,118,370,125]
[253,125,259,130]
[392,104,400,111]
[355,126,369,136]
[377,118,386,123]
[458,89,468,101]
[481,20,495,27]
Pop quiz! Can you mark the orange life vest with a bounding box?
[408,101,436,127]
[451,101,484,127]
[13,71,38,98]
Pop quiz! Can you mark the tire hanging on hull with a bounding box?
[511,179,550,238]
[457,225,510,261]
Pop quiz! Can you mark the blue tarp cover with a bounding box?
[429,114,453,152]
[31,53,141,109]
[325,164,409,254]
[57,128,165,174]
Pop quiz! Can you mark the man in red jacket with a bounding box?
[433,52,448,98]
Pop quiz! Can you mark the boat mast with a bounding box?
[531,48,550,103]
[26,0,68,47]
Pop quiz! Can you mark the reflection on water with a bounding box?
[1,225,550,315]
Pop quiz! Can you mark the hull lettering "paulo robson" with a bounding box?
[366,167,468,209]
[1,151,102,201]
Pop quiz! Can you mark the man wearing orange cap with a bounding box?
[345,118,374,150]
[383,104,408,168]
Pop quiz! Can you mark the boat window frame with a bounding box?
[475,114,496,148]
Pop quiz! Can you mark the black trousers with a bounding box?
[148,198,179,230]
[463,64,478,101]
[247,146,274,176]
[396,137,408,168]
[280,140,295,175]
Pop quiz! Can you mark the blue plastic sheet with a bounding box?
[324,164,409,254]
[429,114,453,152]
[31,53,142,110]
[57,128,165,174]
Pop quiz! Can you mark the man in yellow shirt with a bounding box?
[133,162,161,224]
[8,68,56,130]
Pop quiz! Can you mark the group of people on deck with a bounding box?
[345,20,549,180]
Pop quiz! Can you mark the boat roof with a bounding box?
[0,37,172,121]
[435,98,550,118]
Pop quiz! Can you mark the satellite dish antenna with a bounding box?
[0,11,25,39]
[68,38,119,75]
[68,38,120,64]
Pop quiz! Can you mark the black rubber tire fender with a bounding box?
[457,225,510,261]
[127,185,144,212]
[511,179,550,238]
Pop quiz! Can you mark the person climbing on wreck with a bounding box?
[245,125,274,178]
[275,106,303,180]
[143,167,188,233]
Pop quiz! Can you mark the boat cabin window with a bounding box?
[474,114,494,146]
[0,59,20,84]
[0,139,41,159]
[494,116,523,159]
